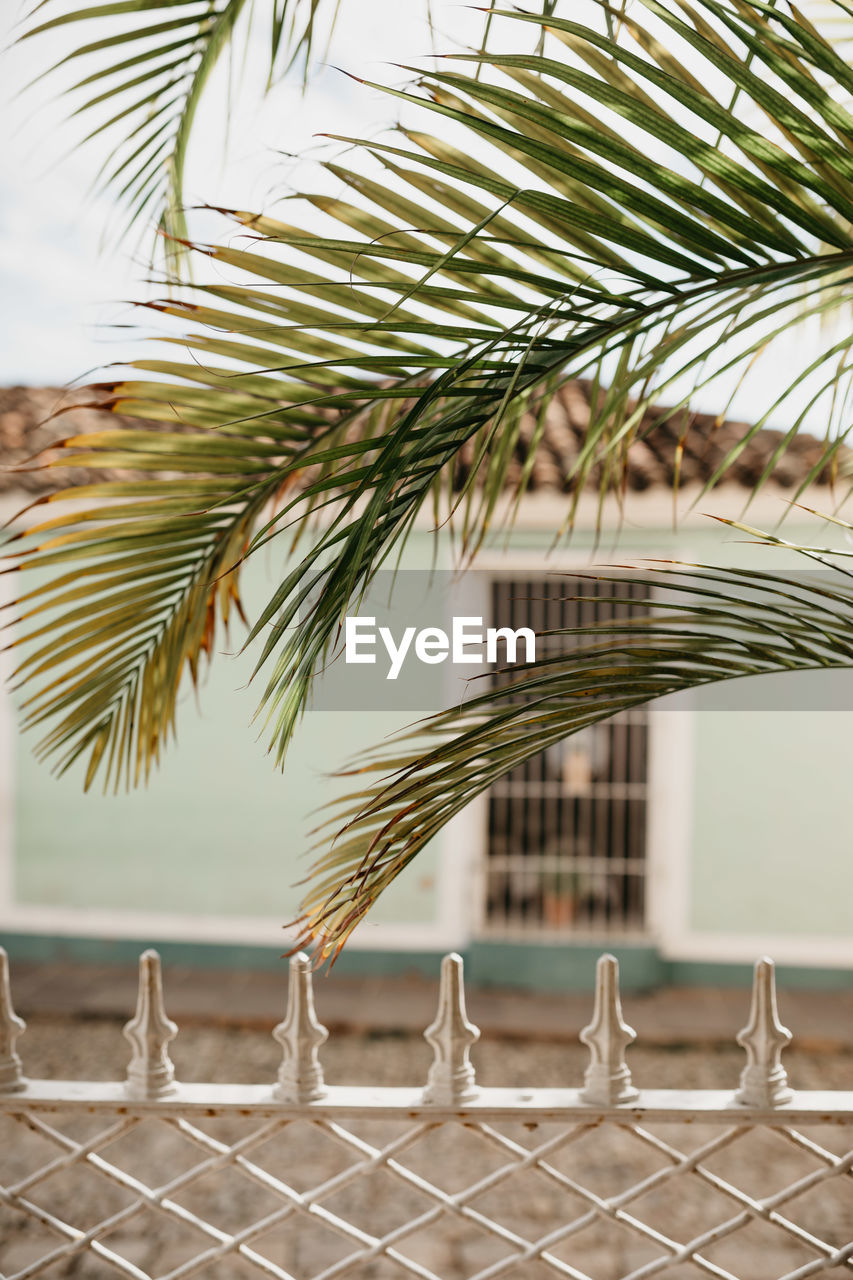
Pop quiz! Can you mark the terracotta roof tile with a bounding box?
[0,381,845,498]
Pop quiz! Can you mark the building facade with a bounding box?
[1,384,851,989]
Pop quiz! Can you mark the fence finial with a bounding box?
[580,953,639,1105]
[0,948,26,1093]
[123,949,178,1099]
[273,952,328,1103]
[423,953,479,1105]
[735,956,792,1107]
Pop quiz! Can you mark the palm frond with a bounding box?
[4,388,349,789]
[12,0,853,793]
[291,521,853,962]
[18,0,339,263]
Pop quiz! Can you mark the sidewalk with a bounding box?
[8,959,853,1050]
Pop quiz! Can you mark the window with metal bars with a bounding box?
[484,575,649,938]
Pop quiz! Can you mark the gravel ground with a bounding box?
[3,1018,853,1280]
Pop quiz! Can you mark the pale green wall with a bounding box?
[689,710,853,936]
[12,519,636,926]
[13,548,440,925]
[670,523,853,939]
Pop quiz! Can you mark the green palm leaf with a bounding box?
[10,0,853,807]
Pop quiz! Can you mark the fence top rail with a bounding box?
[0,945,843,1116]
[3,1081,853,1123]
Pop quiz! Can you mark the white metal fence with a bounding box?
[2,947,853,1280]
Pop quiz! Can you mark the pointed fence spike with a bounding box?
[123,949,178,1099]
[273,952,328,1103]
[423,953,480,1105]
[735,956,792,1107]
[0,948,26,1093]
[580,954,639,1106]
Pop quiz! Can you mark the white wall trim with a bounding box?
[659,930,853,969]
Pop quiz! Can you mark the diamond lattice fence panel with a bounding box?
[4,1110,853,1279]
